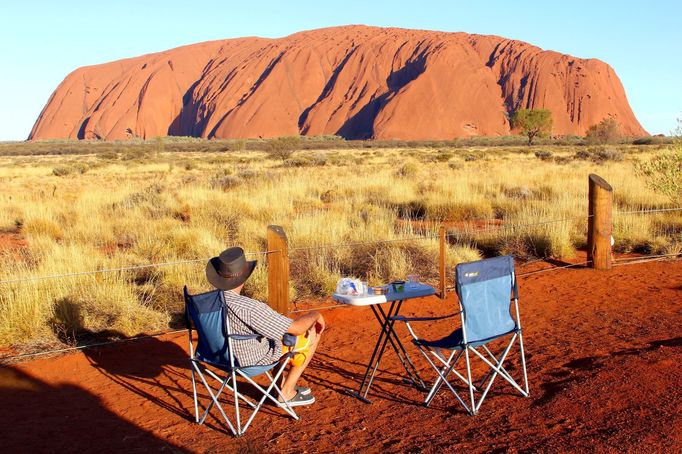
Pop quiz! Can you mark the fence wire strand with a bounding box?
[613,207,682,216]
[0,329,186,363]
[446,214,592,238]
[289,234,439,252]
[0,250,277,286]
[614,253,682,264]
[516,260,593,277]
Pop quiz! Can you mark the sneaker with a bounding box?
[296,385,312,396]
[280,390,316,407]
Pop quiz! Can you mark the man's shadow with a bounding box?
[0,365,182,452]
[83,335,194,421]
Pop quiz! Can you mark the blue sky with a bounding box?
[1,0,680,140]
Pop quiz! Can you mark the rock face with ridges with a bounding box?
[29,26,646,140]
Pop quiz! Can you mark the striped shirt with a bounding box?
[223,290,293,366]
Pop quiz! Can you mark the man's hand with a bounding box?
[288,311,325,336]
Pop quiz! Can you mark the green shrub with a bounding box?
[52,165,74,176]
[534,150,553,161]
[511,109,553,145]
[574,150,591,160]
[265,136,300,162]
[284,156,312,167]
[635,148,682,201]
[210,175,241,191]
[434,150,453,162]
[585,117,622,144]
[594,148,624,162]
[237,169,258,180]
[396,162,418,177]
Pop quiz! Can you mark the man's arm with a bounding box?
[287,311,325,336]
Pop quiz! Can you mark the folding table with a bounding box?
[333,283,436,403]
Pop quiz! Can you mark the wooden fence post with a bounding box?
[587,174,613,270]
[439,225,446,299]
[267,225,289,315]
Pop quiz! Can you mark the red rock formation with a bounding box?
[29,26,647,140]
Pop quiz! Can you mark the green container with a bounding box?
[391,281,405,293]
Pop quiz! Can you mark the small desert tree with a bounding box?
[511,109,553,145]
[585,117,622,144]
[634,118,682,202]
[265,136,301,162]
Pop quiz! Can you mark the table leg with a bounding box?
[352,301,397,403]
[353,300,428,403]
[376,302,427,390]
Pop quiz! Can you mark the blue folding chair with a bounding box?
[394,256,529,414]
[184,287,298,436]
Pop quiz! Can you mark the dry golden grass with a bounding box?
[0,142,679,347]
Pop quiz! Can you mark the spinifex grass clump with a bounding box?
[0,142,678,348]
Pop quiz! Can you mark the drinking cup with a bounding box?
[407,274,419,288]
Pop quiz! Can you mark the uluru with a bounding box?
[29,25,647,141]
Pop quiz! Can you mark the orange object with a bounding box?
[282,333,311,366]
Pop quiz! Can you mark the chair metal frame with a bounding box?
[394,256,529,415]
[184,287,298,436]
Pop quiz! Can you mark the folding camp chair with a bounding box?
[393,255,529,415]
[183,287,298,436]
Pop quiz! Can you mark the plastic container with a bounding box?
[391,280,405,293]
[370,286,389,295]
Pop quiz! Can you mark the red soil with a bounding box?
[1,259,680,452]
[29,26,646,141]
[0,233,27,251]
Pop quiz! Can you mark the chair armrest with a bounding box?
[391,313,460,323]
[228,333,263,341]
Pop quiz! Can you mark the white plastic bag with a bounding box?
[336,277,363,295]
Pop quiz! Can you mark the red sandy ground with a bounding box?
[1,259,680,453]
[0,233,27,252]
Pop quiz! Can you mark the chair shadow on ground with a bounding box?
[0,365,182,452]
[306,334,533,412]
[307,351,449,408]
[83,333,304,434]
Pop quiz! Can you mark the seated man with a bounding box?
[206,246,324,407]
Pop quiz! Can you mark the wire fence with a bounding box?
[0,250,277,286]
[0,214,591,286]
[613,207,682,216]
[0,329,186,363]
[1,206,681,362]
[2,206,681,286]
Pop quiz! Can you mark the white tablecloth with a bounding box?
[332,283,436,306]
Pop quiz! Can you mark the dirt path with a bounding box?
[1,260,681,453]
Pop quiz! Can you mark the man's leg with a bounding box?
[280,327,320,401]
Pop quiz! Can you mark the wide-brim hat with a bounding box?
[206,247,257,290]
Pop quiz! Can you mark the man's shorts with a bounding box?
[282,333,311,366]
